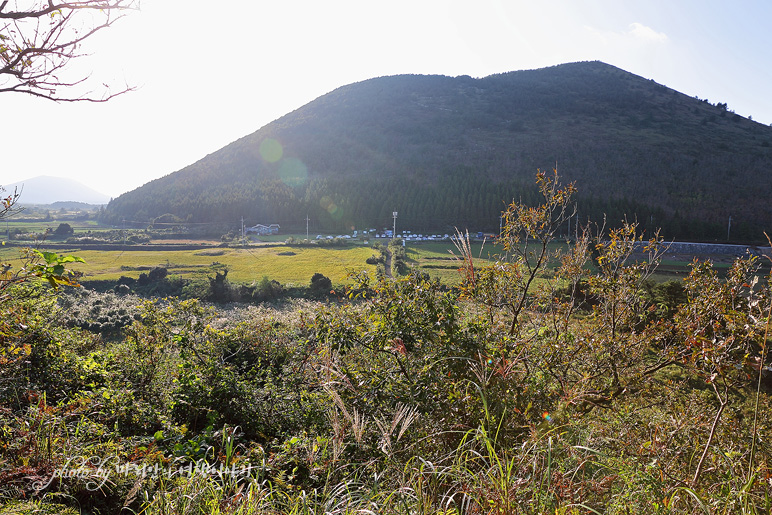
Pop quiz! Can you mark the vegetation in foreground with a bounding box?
[2,171,772,514]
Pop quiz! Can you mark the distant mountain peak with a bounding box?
[4,175,110,205]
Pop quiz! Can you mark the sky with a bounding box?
[3,0,772,199]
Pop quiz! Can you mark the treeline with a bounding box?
[101,171,762,241]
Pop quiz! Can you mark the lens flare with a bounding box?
[320,195,343,220]
[259,138,283,163]
[278,157,308,187]
[542,411,552,423]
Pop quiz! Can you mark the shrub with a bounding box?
[207,269,238,303]
[310,272,332,292]
[116,275,136,286]
[181,278,210,300]
[58,288,141,336]
[254,275,283,302]
[53,222,74,237]
[389,239,409,275]
[148,267,168,282]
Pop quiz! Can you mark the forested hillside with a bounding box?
[103,61,772,241]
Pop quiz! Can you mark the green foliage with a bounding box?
[388,238,409,276]
[465,169,577,335]
[28,250,86,288]
[52,223,73,237]
[311,271,503,452]
[63,227,151,245]
[169,317,325,442]
[180,277,211,300]
[310,272,332,293]
[254,275,283,301]
[668,255,770,484]
[206,268,239,303]
[578,222,667,397]
[4,172,772,514]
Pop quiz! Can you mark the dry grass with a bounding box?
[0,245,377,286]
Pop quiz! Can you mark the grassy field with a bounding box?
[403,240,497,283]
[0,238,498,287]
[0,244,380,286]
[2,219,101,232]
[3,230,766,289]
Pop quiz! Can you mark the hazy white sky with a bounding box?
[3,0,772,198]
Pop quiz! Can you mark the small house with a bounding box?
[246,223,281,235]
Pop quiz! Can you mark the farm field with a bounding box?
[0,242,494,286]
[2,222,769,288]
[0,220,499,286]
[1,244,381,286]
[407,240,502,282]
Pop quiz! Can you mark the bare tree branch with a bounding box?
[0,0,138,101]
[0,1,135,20]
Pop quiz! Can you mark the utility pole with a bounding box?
[305,214,310,241]
[392,211,398,240]
[241,217,245,245]
[727,215,732,241]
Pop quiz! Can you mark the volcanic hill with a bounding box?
[104,61,772,241]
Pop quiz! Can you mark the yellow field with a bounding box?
[0,238,508,287]
[0,244,379,286]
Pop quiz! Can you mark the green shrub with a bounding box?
[310,272,332,293]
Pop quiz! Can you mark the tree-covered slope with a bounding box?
[104,61,772,240]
